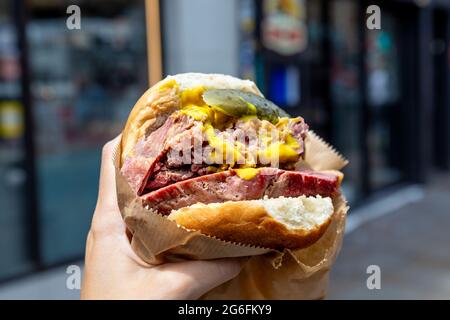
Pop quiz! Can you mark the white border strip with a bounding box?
[345,185,425,234]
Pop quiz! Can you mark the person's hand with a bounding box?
[81,136,243,300]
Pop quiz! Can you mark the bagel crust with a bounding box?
[168,196,334,250]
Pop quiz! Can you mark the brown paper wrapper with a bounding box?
[114,130,349,299]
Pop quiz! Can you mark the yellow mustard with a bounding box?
[204,123,243,165]
[239,114,258,122]
[180,105,212,122]
[234,168,260,180]
[178,87,302,167]
[159,79,178,91]
[180,86,206,106]
[258,142,299,163]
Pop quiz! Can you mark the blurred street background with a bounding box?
[0,0,449,299]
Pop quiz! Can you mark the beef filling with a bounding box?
[121,112,309,195]
[121,115,196,195]
[142,168,339,215]
[121,110,339,216]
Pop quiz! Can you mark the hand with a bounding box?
[81,136,243,300]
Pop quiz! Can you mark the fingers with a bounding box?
[96,135,121,211]
[161,258,245,299]
[91,135,125,236]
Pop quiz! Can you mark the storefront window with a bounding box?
[27,0,147,265]
[0,1,33,279]
[365,12,404,190]
[330,0,363,203]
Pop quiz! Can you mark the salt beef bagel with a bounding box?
[120,73,343,250]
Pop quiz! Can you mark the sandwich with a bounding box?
[120,73,342,250]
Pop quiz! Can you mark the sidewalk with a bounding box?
[327,172,450,299]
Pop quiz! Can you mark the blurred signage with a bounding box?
[0,101,23,139]
[366,29,399,107]
[268,65,300,107]
[239,0,256,81]
[262,0,308,56]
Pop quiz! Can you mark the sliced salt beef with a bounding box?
[121,115,196,195]
[121,110,311,195]
[132,118,309,194]
[142,168,339,215]
[146,166,195,191]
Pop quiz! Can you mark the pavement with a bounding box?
[0,172,449,299]
[327,172,450,299]
[0,264,81,300]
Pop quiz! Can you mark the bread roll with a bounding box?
[120,73,340,250]
[168,195,334,249]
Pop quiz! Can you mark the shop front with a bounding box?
[0,0,449,283]
[236,0,448,204]
[0,0,148,281]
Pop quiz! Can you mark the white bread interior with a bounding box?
[165,73,262,94]
[258,196,333,230]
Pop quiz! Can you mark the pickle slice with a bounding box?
[203,89,290,123]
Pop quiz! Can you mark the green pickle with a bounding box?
[202,89,290,123]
